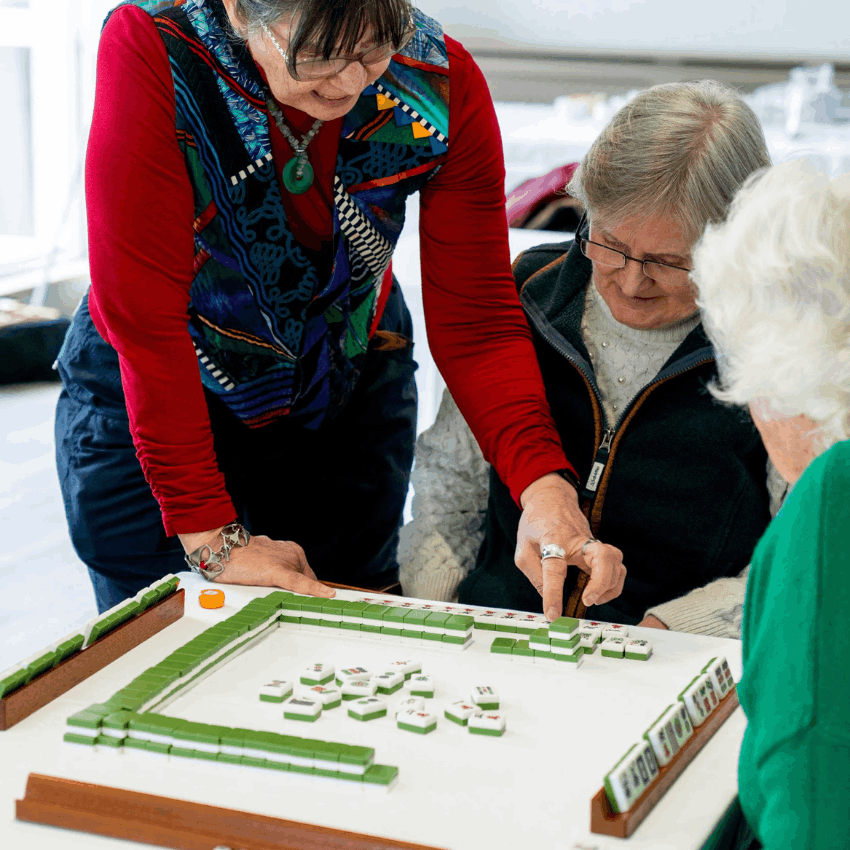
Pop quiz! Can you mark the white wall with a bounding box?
[417,0,850,62]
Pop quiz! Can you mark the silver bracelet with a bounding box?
[184,522,251,581]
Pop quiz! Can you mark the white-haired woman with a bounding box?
[692,158,850,850]
[402,80,787,632]
[54,0,597,612]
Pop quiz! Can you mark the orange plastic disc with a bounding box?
[199,588,225,609]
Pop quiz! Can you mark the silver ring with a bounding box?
[581,537,601,556]
[540,543,566,561]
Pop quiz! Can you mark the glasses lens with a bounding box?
[292,57,349,80]
[581,240,626,268]
[643,262,691,286]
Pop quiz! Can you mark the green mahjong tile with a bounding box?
[280,614,302,625]
[309,741,339,763]
[96,734,124,748]
[476,702,499,711]
[262,590,292,608]
[401,609,430,627]
[401,630,423,640]
[191,750,219,762]
[111,601,141,626]
[64,732,97,746]
[338,744,374,766]
[176,724,225,745]
[445,614,474,632]
[553,651,582,663]
[146,740,172,754]
[312,764,341,778]
[474,621,495,631]
[286,763,315,776]
[339,621,360,632]
[319,598,347,614]
[363,764,399,786]
[421,631,442,643]
[217,752,243,765]
[128,714,182,735]
[240,755,270,768]
[362,604,391,622]
[54,635,84,662]
[360,623,382,634]
[533,649,553,660]
[529,627,550,645]
[381,626,403,638]
[26,650,60,679]
[625,652,650,661]
[376,680,404,695]
[101,711,135,731]
[512,640,534,658]
[549,616,580,635]
[494,622,517,633]
[469,727,504,738]
[264,759,291,772]
[318,619,340,630]
[123,737,149,751]
[442,634,469,645]
[601,649,623,658]
[444,712,467,727]
[343,601,369,618]
[299,597,326,614]
[169,746,196,759]
[67,708,109,730]
[424,612,451,629]
[382,607,408,625]
[0,669,30,697]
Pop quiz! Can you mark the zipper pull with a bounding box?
[581,428,615,499]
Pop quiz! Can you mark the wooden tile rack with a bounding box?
[0,589,184,731]
[590,685,741,838]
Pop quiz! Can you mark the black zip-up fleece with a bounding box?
[459,239,771,625]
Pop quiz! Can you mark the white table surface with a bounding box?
[1,573,746,850]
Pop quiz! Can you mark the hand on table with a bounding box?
[179,528,335,598]
[637,615,668,630]
[515,473,626,621]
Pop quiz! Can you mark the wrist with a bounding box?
[178,525,229,555]
[520,471,579,509]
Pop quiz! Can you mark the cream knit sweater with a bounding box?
[398,284,786,638]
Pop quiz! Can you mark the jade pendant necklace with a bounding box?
[266,97,324,195]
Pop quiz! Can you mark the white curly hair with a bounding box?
[693,158,850,450]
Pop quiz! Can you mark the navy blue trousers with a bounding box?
[56,285,417,613]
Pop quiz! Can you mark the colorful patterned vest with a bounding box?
[115,0,450,428]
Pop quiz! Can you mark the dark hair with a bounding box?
[231,0,413,73]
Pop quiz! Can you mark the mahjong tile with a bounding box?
[283,695,322,722]
[395,697,425,716]
[336,666,372,686]
[444,700,477,726]
[348,696,388,721]
[342,679,378,700]
[471,685,499,709]
[299,663,334,686]
[259,679,294,703]
[468,711,506,737]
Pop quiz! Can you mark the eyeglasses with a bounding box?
[260,20,416,81]
[576,213,693,287]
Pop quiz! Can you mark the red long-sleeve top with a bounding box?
[86,5,571,536]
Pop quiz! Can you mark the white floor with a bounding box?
[0,382,96,673]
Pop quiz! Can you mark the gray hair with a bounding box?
[693,158,850,449]
[568,80,770,244]
[230,0,412,73]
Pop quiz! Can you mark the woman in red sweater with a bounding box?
[57,0,625,613]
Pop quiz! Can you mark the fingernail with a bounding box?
[546,607,559,621]
[584,595,596,607]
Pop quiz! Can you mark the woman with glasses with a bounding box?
[55,0,605,610]
[402,81,784,635]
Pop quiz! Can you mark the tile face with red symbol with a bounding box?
[468,711,506,737]
[397,709,437,734]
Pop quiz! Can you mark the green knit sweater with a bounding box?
[738,439,850,848]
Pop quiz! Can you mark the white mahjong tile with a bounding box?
[646,710,680,766]
[626,639,653,659]
[579,627,603,648]
[697,673,717,715]
[550,641,582,657]
[381,660,421,678]
[259,679,294,701]
[373,671,404,691]
[580,620,608,630]
[496,612,520,630]
[705,657,731,698]
[602,624,629,638]
[444,699,477,724]
[721,658,734,687]
[342,679,378,699]
[336,666,372,685]
[474,610,500,627]
[703,674,720,709]
[607,764,638,813]
[395,697,426,716]
[681,683,708,727]
[409,674,435,695]
[441,605,458,615]
[283,695,322,720]
[669,703,694,747]
[300,663,334,684]
[397,709,437,730]
[457,607,481,618]
[471,685,499,706]
[468,711,506,735]
[637,740,659,780]
[517,613,545,629]
[601,637,626,657]
[347,696,388,719]
[300,684,342,706]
